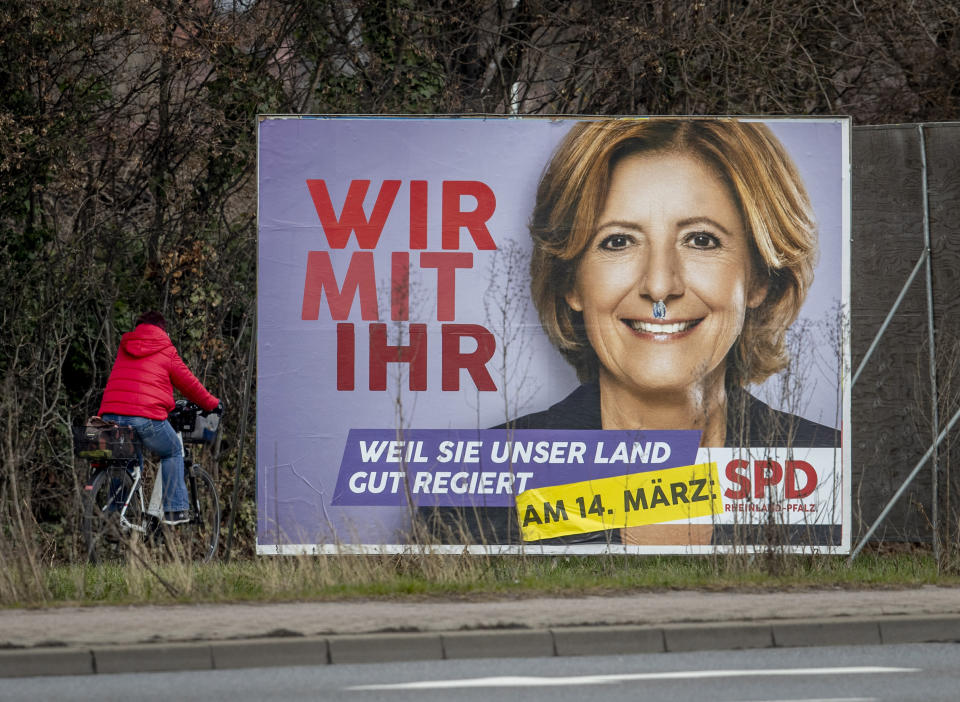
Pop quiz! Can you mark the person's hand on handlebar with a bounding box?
[200,401,223,417]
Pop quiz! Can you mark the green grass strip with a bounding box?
[2,551,957,609]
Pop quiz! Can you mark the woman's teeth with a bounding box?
[627,319,697,334]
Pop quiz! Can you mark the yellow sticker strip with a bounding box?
[515,462,722,541]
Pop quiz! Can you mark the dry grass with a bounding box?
[2,544,957,609]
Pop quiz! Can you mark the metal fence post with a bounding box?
[918,124,942,564]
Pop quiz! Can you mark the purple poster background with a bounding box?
[256,117,848,550]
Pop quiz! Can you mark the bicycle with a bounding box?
[75,401,222,563]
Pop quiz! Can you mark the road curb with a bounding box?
[211,637,329,669]
[1,613,958,678]
[664,621,774,652]
[0,648,94,678]
[441,629,555,660]
[772,618,881,648]
[92,642,213,675]
[328,632,443,664]
[553,624,664,656]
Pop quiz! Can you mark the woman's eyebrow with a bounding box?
[595,216,736,237]
[594,219,641,231]
[676,217,734,237]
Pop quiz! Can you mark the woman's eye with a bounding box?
[686,231,720,249]
[599,234,631,250]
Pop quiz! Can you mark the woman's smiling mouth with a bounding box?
[625,318,702,334]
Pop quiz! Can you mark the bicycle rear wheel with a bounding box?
[82,467,143,563]
[165,465,220,562]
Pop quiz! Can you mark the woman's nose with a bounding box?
[639,244,683,302]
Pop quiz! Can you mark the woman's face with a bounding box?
[566,150,767,398]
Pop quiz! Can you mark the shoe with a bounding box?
[163,510,190,525]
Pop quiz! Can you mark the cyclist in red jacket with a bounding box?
[99,311,220,523]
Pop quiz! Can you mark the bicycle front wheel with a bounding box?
[166,466,220,562]
[82,467,143,563]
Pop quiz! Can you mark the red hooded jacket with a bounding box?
[99,323,219,420]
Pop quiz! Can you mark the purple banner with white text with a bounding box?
[332,429,701,506]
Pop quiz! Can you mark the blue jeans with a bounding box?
[102,415,189,512]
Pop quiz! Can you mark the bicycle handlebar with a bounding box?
[169,400,223,444]
[170,399,222,419]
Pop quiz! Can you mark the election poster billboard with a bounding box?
[257,116,851,554]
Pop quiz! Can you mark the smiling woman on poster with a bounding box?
[508,119,839,545]
[501,119,841,546]
[513,119,838,451]
[424,118,839,547]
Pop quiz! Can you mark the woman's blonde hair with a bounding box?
[529,118,817,387]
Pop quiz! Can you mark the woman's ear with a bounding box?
[565,288,583,312]
[747,277,769,309]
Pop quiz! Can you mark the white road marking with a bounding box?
[348,666,916,690]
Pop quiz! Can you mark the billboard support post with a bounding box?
[850,252,927,389]
[919,125,942,564]
[849,403,960,562]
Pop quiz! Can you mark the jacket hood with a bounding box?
[120,323,171,358]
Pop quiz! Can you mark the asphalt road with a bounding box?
[2,642,957,702]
